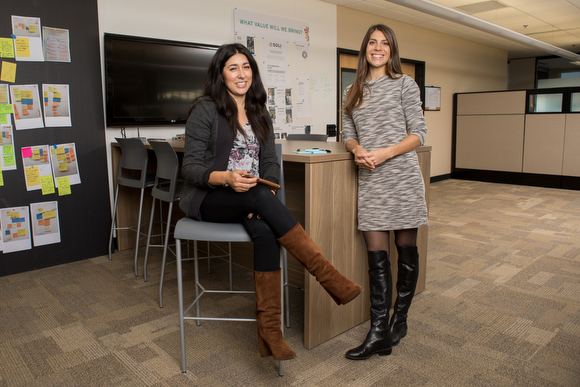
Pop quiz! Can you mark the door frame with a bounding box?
[336,48,426,142]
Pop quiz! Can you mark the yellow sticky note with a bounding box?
[20,90,33,99]
[15,38,30,58]
[54,92,61,99]
[59,161,68,172]
[56,153,66,161]
[40,175,55,195]
[56,147,65,154]
[37,207,45,213]
[57,176,71,196]
[48,86,57,92]
[10,211,19,218]
[0,170,3,186]
[1,61,16,83]
[17,228,27,236]
[44,209,56,218]
[25,166,40,187]
[0,38,15,59]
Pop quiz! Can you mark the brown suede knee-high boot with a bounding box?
[254,269,296,360]
[277,223,363,305]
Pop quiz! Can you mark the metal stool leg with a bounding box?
[176,238,187,373]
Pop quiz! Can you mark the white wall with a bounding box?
[97,0,337,198]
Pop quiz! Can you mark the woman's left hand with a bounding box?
[366,147,394,168]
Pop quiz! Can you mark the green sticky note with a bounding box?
[0,170,3,186]
[0,104,13,114]
[41,175,55,195]
[0,38,15,59]
[0,114,7,124]
[4,154,15,166]
[57,176,71,195]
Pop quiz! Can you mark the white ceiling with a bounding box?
[322,0,580,60]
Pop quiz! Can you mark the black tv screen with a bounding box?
[104,34,218,127]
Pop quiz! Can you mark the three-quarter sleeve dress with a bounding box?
[342,74,428,231]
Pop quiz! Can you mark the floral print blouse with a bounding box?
[227,122,260,177]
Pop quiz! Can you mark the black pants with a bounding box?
[199,184,297,271]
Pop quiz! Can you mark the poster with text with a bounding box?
[0,84,16,171]
[10,84,44,130]
[1,124,16,171]
[0,206,32,253]
[42,84,71,127]
[50,143,81,185]
[30,201,61,246]
[11,16,44,62]
[21,145,52,191]
[42,27,71,62]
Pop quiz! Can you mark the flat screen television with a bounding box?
[104,34,218,127]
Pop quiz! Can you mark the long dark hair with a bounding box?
[343,24,402,116]
[189,43,270,144]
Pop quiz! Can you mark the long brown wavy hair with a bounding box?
[343,24,403,116]
[189,43,270,144]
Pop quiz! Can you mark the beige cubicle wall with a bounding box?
[455,91,526,173]
[523,114,567,175]
[455,89,580,188]
[563,114,580,177]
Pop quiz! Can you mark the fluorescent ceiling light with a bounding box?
[385,0,580,62]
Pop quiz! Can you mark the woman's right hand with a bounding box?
[226,170,258,192]
[352,145,376,171]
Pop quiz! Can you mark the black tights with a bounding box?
[362,228,418,255]
[198,184,297,272]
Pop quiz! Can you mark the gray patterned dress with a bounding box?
[342,74,428,231]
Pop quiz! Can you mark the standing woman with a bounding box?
[341,25,428,360]
[180,43,363,361]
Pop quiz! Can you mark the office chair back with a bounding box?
[149,140,180,203]
[115,137,150,189]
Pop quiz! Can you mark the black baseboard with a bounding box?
[430,174,450,183]
[449,169,579,191]
[451,169,522,185]
[562,176,580,190]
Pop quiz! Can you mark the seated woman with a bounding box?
[179,43,363,360]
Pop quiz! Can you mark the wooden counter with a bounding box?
[110,139,431,349]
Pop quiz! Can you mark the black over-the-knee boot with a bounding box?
[390,245,419,346]
[345,250,392,360]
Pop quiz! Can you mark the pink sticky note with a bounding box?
[22,147,33,158]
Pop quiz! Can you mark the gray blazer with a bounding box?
[179,97,279,219]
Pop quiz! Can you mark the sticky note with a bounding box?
[40,175,55,195]
[4,154,15,166]
[0,114,6,124]
[17,229,26,237]
[57,176,71,196]
[44,209,56,218]
[59,161,68,172]
[0,38,15,59]
[15,38,30,58]
[25,166,40,187]
[22,147,33,158]
[0,170,3,186]
[0,61,16,83]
